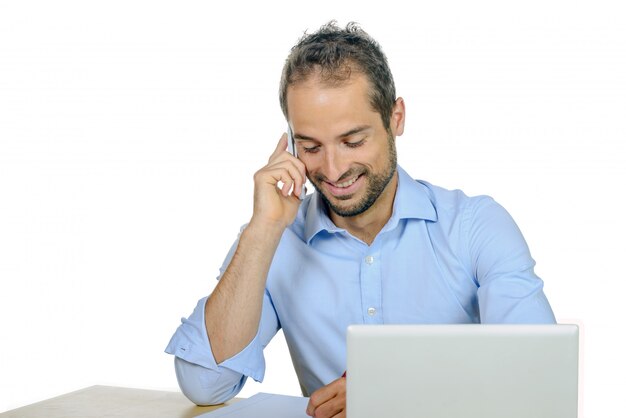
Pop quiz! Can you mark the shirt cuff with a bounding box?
[164,296,267,383]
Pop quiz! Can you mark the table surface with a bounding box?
[0,385,237,418]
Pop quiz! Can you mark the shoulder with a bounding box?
[414,179,497,223]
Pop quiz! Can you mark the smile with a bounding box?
[332,175,360,188]
[323,174,364,198]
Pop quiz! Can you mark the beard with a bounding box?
[310,133,397,218]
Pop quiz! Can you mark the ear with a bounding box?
[390,97,406,137]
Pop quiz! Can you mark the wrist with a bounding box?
[246,216,288,239]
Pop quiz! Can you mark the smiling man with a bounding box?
[288,71,402,244]
[166,22,556,418]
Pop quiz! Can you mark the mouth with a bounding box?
[324,174,363,198]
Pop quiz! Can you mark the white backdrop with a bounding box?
[1,1,624,416]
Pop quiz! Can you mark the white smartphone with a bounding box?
[287,126,307,200]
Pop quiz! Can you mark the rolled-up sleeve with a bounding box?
[165,226,281,405]
[165,290,280,405]
[465,197,556,324]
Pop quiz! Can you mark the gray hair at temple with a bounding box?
[279,21,397,131]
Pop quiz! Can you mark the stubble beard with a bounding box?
[310,133,397,218]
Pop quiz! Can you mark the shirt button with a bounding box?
[365,255,374,265]
[367,307,377,316]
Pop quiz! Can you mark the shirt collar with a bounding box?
[303,165,438,244]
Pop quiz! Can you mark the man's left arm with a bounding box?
[465,196,556,323]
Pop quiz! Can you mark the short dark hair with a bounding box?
[279,21,397,131]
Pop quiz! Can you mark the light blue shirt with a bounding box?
[165,166,555,405]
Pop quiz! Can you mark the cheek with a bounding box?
[360,145,389,169]
[301,155,321,175]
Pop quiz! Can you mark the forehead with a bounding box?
[286,73,378,130]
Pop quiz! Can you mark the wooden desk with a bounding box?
[0,385,237,418]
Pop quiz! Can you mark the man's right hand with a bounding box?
[251,133,307,230]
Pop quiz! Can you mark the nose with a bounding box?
[321,147,350,183]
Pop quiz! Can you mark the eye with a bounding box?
[345,139,365,148]
[302,145,320,154]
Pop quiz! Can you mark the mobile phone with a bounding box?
[287,126,307,200]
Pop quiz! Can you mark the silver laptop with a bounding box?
[346,324,579,418]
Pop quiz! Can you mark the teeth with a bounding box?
[335,176,359,188]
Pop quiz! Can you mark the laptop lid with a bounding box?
[346,324,579,418]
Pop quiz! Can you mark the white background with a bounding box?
[1,1,624,416]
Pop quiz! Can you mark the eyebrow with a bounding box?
[294,125,372,142]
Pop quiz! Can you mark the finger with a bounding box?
[264,166,301,193]
[279,179,294,197]
[263,162,306,197]
[258,168,303,203]
[264,134,307,198]
[306,378,345,415]
[268,133,289,162]
[267,133,307,179]
[307,384,336,411]
[306,396,316,416]
[308,396,345,418]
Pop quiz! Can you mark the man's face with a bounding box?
[286,73,404,218]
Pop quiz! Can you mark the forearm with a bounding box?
[205,219,284,363]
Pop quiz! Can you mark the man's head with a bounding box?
[281,22,405,221]
[279,21,397,132]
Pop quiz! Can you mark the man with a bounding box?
[166,22,555,418]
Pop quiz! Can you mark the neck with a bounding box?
[329,172,398,245]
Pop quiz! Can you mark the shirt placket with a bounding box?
[360,242,383,324]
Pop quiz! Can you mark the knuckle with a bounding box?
[315,403,333,418]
